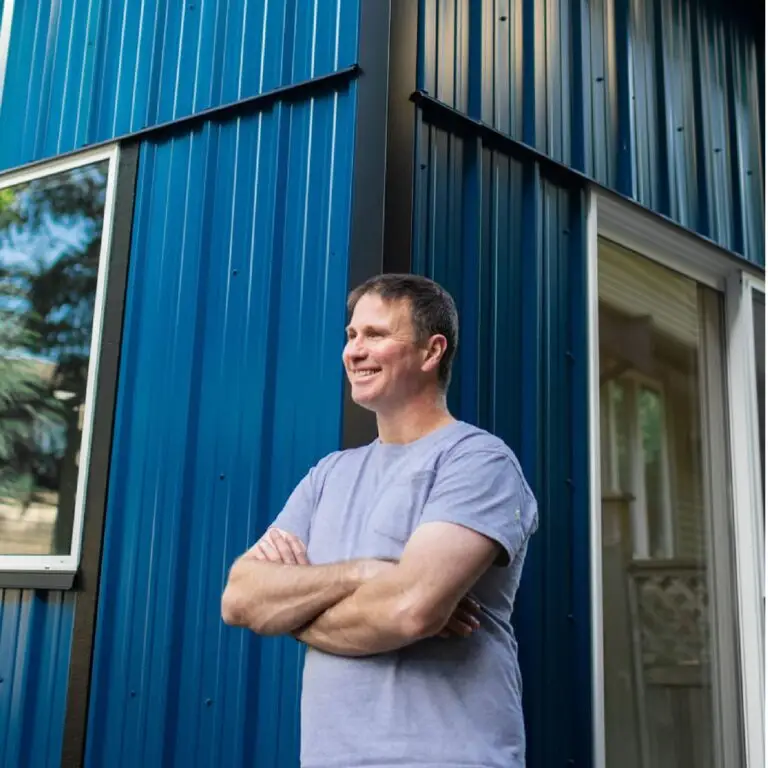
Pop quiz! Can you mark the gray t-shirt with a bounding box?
[272,420,538,768]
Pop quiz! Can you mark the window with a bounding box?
[597,239,743,768]
[0,148,118,584]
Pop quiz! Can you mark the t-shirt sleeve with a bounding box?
[269,467,319,546]
[417,449,538,566]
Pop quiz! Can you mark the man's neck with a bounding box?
[375,397,455,445]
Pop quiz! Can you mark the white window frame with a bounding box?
[0,0,14,109]
[587,188,765,768]
[0,145,121,587]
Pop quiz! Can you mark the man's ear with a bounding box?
[421,334,448,375]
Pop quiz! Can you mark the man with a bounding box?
[222,274,538,768]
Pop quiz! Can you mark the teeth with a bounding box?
[356,370,379,377]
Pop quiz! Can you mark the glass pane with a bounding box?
[752,289,764,501]
[638,387,669,559]
[0,161,108,556]
[598,240,742,768]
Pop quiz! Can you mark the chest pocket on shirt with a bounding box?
[369,470,437,543]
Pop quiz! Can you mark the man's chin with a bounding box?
[350,389,381,412]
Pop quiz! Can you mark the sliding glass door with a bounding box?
[597,239,743,768]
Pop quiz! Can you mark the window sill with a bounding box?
[0,569,76,590]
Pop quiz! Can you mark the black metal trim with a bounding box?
[413,89,765,275]
[341,0,393,449]
[382,0,418,275]
[0,67,360,180]
[59,143,139,768]
[412,89,588,190]
[0,571,75,589]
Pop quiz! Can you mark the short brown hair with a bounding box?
[347,274,459,390]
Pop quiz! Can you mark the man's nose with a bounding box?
[346,337,367,358]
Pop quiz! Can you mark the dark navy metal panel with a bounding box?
[0,0,360,171]
[84,84,356,768]
[412,118,592,767]
[417,0,764,263]
[0,591,73,768]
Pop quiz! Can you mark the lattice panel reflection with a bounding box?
[629,564,710,669]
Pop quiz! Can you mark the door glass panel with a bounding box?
[598,240,742,768]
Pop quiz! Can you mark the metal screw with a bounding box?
[130,691,136,698]
[714,148,722,153]
[205,698,213,707]
[232,269,238,275]
[219,474,225,480]
[500,16,508,21]
[677,126,684,132]
[596,76,604,83]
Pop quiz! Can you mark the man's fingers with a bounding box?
[438,599,482,638]
[267,529,298,564]
[458,596,481,615]
[281,532,309,565]
[442,616,475,638]
[256,539,283,563]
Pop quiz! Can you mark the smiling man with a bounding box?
[222,274,538,768]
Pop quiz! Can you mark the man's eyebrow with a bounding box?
[346,323,389,334]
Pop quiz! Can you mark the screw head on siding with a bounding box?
[219,474,225,480]
[676,126,684,132]
[205,698,213,707]
[499,16,508,21]
[596,76,604,83]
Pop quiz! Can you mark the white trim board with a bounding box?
[595,188,764,290]
[0,0,14,111]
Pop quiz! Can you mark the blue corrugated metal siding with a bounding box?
[0,591,73,768]
[85,84,355,768]
[0,0,359,171]
[412,120,592,768]
[418,0,764,263]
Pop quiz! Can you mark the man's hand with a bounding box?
[248,528,309,565]
[437,595,481,639]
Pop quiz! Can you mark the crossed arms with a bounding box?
[220,522,500,657]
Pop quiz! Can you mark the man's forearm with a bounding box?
[221,557,363,636]
[294,573,437,656]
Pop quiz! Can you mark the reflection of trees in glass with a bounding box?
[0,162,107,554]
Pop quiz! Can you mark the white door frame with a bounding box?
[586,187,765,768]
